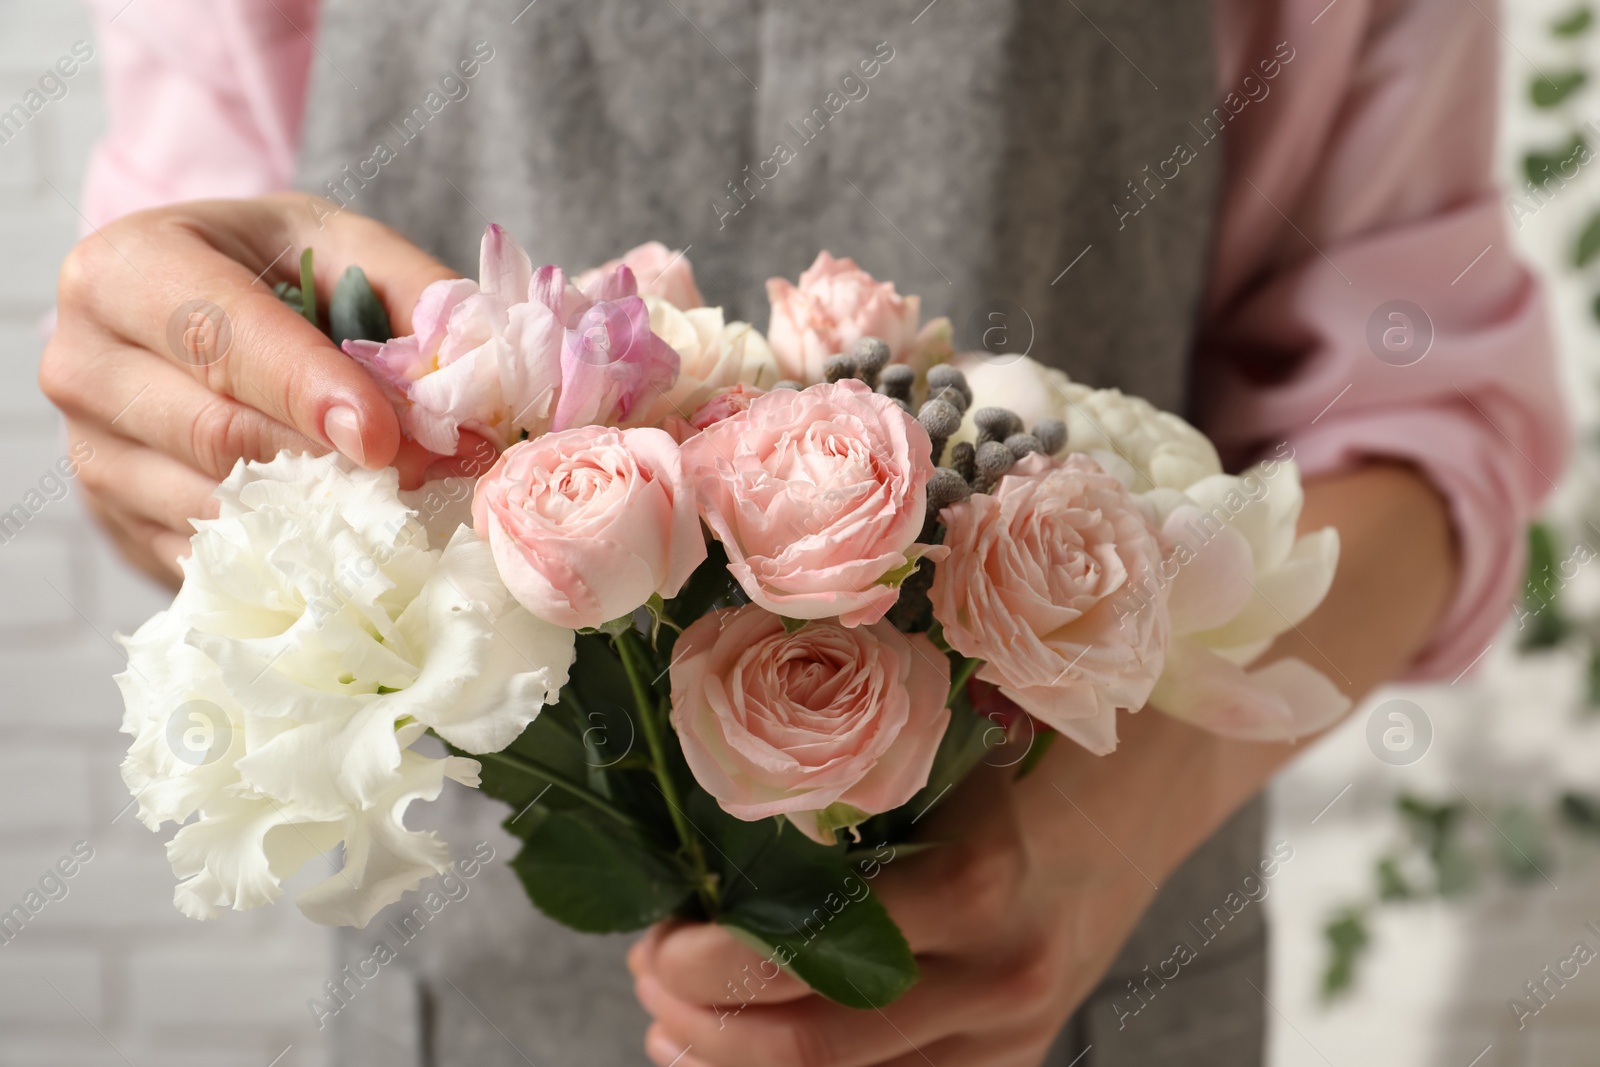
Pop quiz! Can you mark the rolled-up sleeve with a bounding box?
[80,0,317,229]
[1200,0,1570,680]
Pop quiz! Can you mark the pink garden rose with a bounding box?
[344,226,679,455]
[680,379,941,627]
[929,453,1169,755]
[670,605,950,844]
[765,252,951,383]
[471,425,705,629]
[577,241,704,310]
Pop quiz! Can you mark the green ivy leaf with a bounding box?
[1532,69,1587,109]
[1375,855,1414,901]
[1559,791,1600,834]
[1321,908,1370,1000]
[1520,523,1571,650]
[1553,6,1594,36]
[1494,804,1551,885]
[1577,211,1600,267]
[511,808,694,932]
[1524,135,1588,187]
[329,265,393,347]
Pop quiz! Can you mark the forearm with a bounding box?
[1034,461,1459,884]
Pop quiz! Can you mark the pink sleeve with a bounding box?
[80,0,318,229]
[1202,0,1570,680]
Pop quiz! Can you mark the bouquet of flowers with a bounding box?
[115,228,1346,1008]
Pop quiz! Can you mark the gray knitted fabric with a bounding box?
[296,2,1264,1063]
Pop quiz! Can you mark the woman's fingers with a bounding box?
[643,922,810,1007]
[633,957,1001,1067]
[52,347,320,480]
[47,198,454,472]
[71,424,221,536]
[81,493,187,587]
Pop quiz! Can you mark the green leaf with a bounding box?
[1375,855,1414,901]
[1591,291,1600,326]
[1553,6,1594,36]
[1577,211,1600,267]
[1494,804,1552,884]
[1586,646,1600,710]
[1532,69,1587,108]
[1559,791,1600,834]
[297,247,318,329]
[1520,523,1570,650]
[718,843,917,1008]
[511,808,694,932]
[1524,135,1588,187]
[661,540,735,631]
[329,265,393,347]
[1321,908,1370,1000]
[689,790,918,1008]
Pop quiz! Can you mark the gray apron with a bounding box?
[297,2,1266,1062]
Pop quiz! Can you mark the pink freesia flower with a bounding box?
[680,379,942,627]
[577,241,704,310]
[670,604,950,844]
[343,226,679,455]
[471,424,705,630]
[929,453,1169,755]
[553,287,680,431]
[765,251,951,383]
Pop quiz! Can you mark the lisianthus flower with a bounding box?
[117,452,574,926]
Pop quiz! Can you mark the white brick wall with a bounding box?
[0,4,334,1066]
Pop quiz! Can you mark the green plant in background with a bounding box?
[1321,789,1600,999]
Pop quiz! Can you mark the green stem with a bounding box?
[948,656,983,702]
[474,748,642,833]
[616,628,719,914]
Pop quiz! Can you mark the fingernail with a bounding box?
[324,406,366,466]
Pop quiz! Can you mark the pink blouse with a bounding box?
[79,0,1569,682]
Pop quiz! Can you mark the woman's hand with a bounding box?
[629,462,1461,1067]
[626,728,1187,1067]
[39,194,460,585]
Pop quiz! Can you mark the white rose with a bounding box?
[117,452,574,926]
[628,296,779,427]
[953,354,1222,491]
[1143,458,1349,740]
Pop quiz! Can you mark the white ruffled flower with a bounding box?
[117,452,574,926]
[627,296,779,427]
[1145,459,1349,740]
[953,354,1222,491]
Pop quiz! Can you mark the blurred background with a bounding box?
[0,1,1598,1065]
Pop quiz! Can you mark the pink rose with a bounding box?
[681,379,941,627]
[344,226,679,454]
[471,425,705,629]
[929,453,1169,755]
[670,605,950,844]
[578,241,704,310]
[688,383,765,430]
[764,252,949,383]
